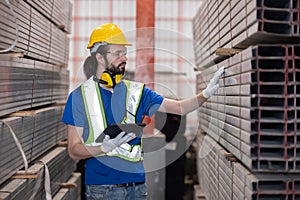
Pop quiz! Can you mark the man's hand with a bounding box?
[101,132,136,153]
[202,66,225,98]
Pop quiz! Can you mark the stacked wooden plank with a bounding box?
[0,0,75,199]
[193,1,300,199]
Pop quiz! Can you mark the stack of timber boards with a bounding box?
[193,0,300,69]
[193,1,300,199]
[0,0,78,199]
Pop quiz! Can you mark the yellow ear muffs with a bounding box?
[115,74,122,85]
[101,71,114,87]
[101,71,123,87]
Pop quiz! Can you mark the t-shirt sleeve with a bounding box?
[142,86,164,117]
[61,89,86,127]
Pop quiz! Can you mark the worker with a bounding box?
[62,23,224,200]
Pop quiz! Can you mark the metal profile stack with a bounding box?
[25,0,73,34]
[0,115,34,185]
[53,173,82,200]
[193,0,300,199]
[0,147,78,200]
[0,0,76,199]
[0,0,72,66]
[0,55,34,116]
[0,54,69,117]
[193,0,300,69]
[0,0,31,55]
[0,105,67,186]
[198,44,300,173]
[196,133,300,200]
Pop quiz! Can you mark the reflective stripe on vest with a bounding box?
[81,77,145,161]
[81,77,107,146]
[122,80,144,124]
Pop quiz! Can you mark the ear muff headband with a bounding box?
[101,71,123,87]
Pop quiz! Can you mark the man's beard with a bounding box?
[108,62,126,74]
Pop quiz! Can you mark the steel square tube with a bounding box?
[259,9,292,22]
[225,96,241,106]
[208,1,219,30]
[219,163,232,187]
[233,162,250,185]
[25,0,53,19]
[223,117,241,138]
[231,0,246,21]
[219,137,241,159]
[219,172,232,199]
[233,182,244,200]
[222,127,241,148]
[231,13,247,41]
[261,0,294,9]
[233,173,245,194]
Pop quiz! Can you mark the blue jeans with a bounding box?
[85,183,147,200]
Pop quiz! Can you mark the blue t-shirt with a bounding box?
[62,80,164,185]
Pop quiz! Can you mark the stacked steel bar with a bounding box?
[25,0,73,33]
[193,1,300,199]
[193,0,300,70]
[197,44,300,173]
[53,173,82,200]
[196,132,300,200]
[0,55,34,116]
[51,0,73,34]
[0,0,31,54]
[52,64,70,104]
[0,116,34,185]
[0,0,72,66]
[0,0,73,199]
[0,147,77,199]
[30,106,66,161]
[0,105,67,186]
[0,54,69,116]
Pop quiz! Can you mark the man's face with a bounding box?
[105,44,127,74]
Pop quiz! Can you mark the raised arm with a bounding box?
[158,67,224,115]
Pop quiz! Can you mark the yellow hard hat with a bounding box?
[87,23,132,49]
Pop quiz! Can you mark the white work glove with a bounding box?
[202,67,225,98]
[100,132,136,153]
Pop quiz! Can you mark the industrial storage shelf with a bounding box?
[196,44,300,173]
[193,0,300,70]
[196,132,300,200]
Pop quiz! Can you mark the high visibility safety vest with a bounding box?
[80,76,145,162]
